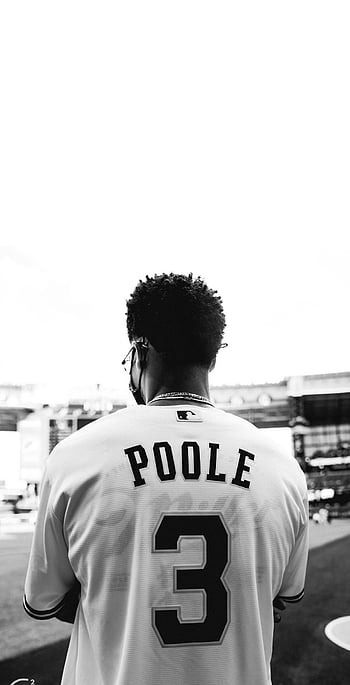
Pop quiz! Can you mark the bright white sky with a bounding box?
[0,1,349,396]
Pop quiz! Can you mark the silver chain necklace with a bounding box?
[147,392,215,407]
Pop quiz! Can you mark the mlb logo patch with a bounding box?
[176,409,203,422]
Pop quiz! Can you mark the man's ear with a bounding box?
[208,357,216,372]
[136,338,149,369]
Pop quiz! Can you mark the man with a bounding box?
[23,273,309,685]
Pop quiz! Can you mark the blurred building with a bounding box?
[211,371,350,512]
[211,371,350,460]
[0,384,126,500]
[48,386,126,453]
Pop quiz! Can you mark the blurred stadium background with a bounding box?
[1,371,350,684]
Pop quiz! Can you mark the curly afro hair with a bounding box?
[126,273,226,366]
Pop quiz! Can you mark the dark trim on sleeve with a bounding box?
[278,589,305,603]
[23,593,67,620]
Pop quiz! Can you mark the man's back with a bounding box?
[24,404,308,685]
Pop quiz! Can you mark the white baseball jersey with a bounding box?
[23,405,309,685]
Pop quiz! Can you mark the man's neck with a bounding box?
[146,371,212,406]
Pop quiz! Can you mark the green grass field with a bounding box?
[271,530,350,685]
[1,520,350,685]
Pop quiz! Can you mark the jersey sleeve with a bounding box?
[23,459,78,621]
[277,498,309,603]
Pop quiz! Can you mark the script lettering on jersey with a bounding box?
[124,442,255,489]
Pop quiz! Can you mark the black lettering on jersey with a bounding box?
[124,444,148,487]
[153,442,176,481]
[152,513,230,646]
[182,441,201,480]
[231,448,255,489]
[206,443,226,483]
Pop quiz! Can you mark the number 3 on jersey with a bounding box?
[152,513,230,646]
